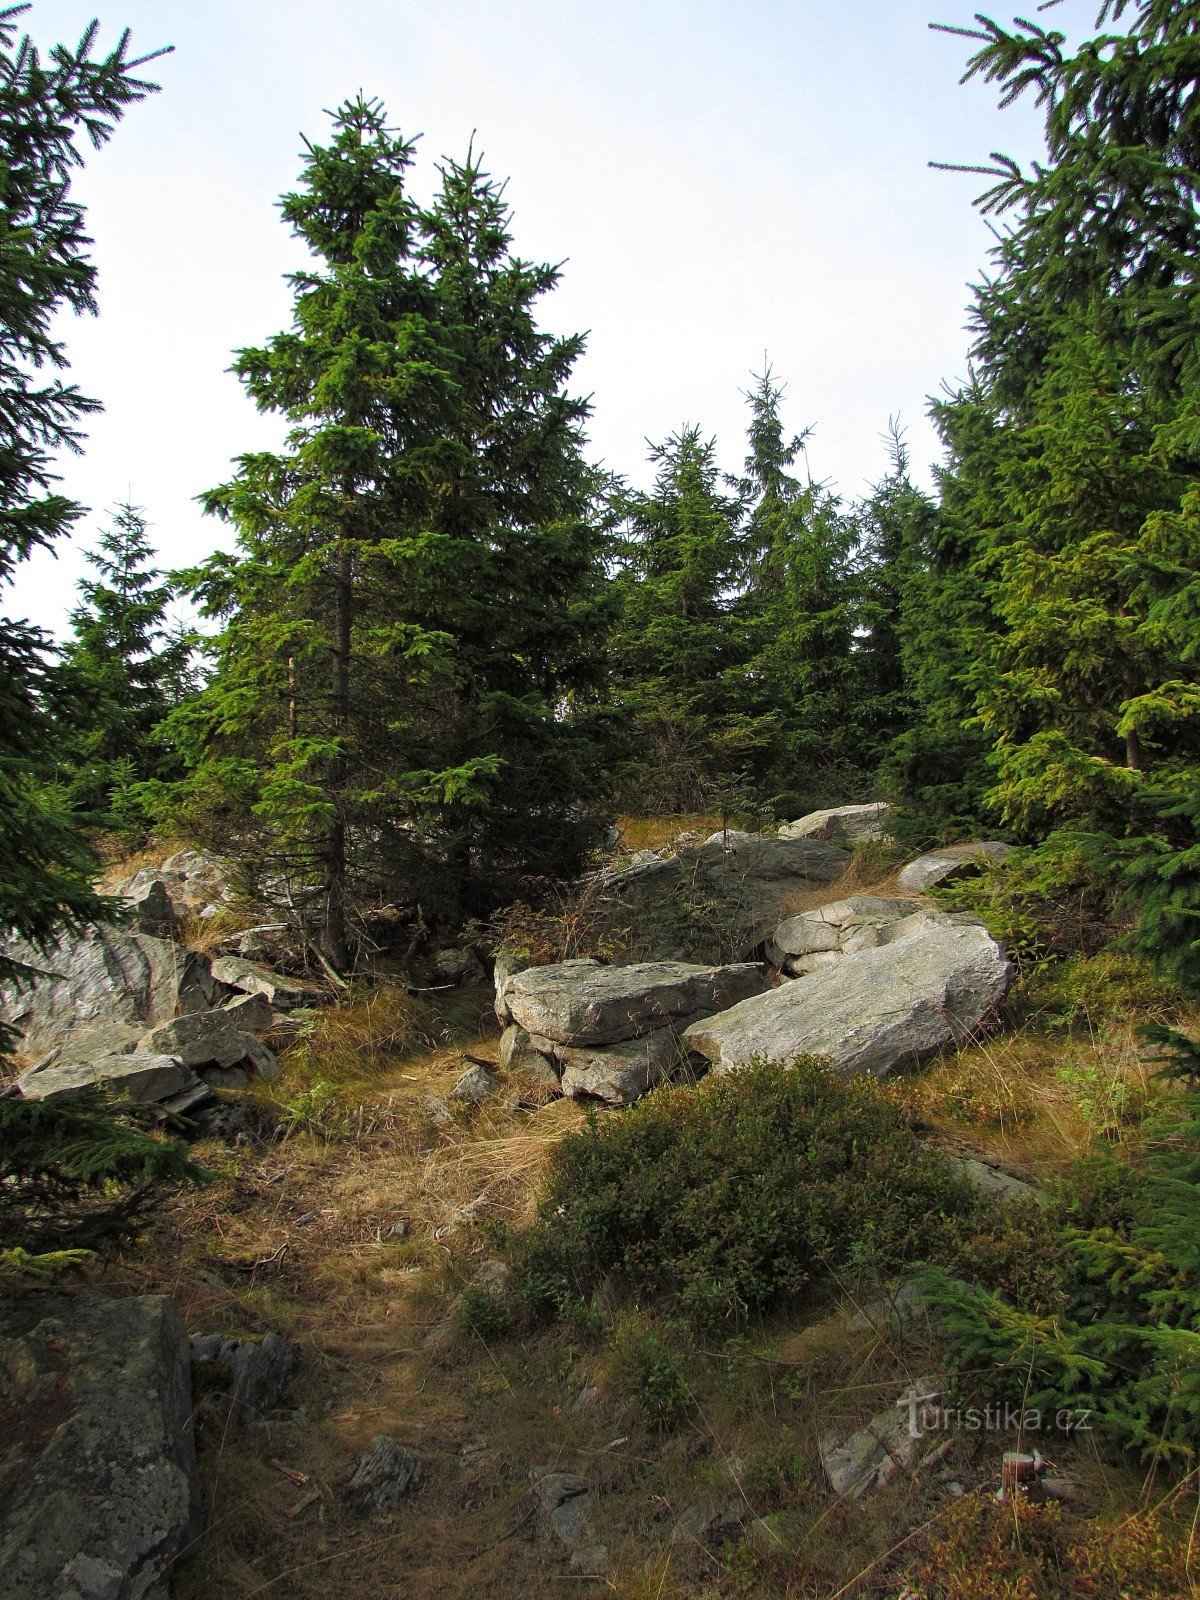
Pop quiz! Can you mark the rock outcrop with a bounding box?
[683,921,1011,1079]
[501,959,768,1047]
[778,802,892,844]
[595,835,850,961]
[495,959,769,1105]
[896,841,1014,892]
[0,926,223,1062]
[0,1293,201,1600]
[767,895,923,970]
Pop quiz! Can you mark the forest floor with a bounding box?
[91,826,1196,1599]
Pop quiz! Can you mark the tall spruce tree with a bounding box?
[58,502,189,829]
[610,427,745,811]
[850,423,932,773]
[919,0,1200,973]
[730,369,860,811]
[172,103,609,963]
[0,8,166,1008]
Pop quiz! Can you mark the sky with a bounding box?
[11,0,1104,637]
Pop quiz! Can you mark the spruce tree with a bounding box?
[0,7,166,1009]
[172,105,609,962]
[610,426,744,812]
[851,422,932,772]
[59,502,189,830]
[729,369,860,811]
[920,0,1200,971]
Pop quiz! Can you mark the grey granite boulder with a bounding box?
[0,1293,201,1600]
[558,1027,687,1105]
[17,1050,201,1107]
[595,836,850,961]
[141,1009,263,1071]
[897,842,1014,893]
[346,1436,423,1517]
[500,959,768,1047]
[217,991,275,1032]
[778,802,892,844]
[0,926,223,1061]
[683,922,1011,1078]
[208,956,331,1011]
[768,896,923,965]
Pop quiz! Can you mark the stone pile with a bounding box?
[2,867,332,1117]
[495,958,769,1105]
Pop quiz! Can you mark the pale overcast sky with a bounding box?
[12,0,1101,636]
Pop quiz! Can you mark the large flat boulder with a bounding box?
[0,1293,201,1600]
[897,842,1014,893]
[501,959,768,1047]
[596,837,850,961]
[17,1051,201,1106]
[0,927,224,1061]
[683,922,1011,1078]
[558,1027,685,1105]
[778,802,892,844]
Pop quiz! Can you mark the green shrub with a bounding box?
[1022,951,1181,1032]
[938,832,1124,965]
[455,1282,512,1342]
[513,1059,982,1328]
[610,1318,694,1429]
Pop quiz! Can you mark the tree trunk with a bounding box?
[322,541,353,971]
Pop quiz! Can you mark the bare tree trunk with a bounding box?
[322,541,352,971]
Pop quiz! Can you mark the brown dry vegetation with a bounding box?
[58,850,1200,1597]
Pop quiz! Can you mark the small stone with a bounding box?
[569,1543,609,1574]
[450,1062,497,1103]
[671,1496,748,1547]
[550,1494,593,1546]
[346,1435,423,1517]
[532,1469,590,1513]
[190,1331,297,1430]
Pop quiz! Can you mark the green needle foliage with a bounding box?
[58,502,191,834]
[0,5,166,1019]
[168,101,611,964]
[0,1090,202,1253]
[610,426,745,811]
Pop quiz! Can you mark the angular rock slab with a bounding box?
[18,1050,201,1106]
[0,1293,201,1600]
[208,956,332,1011]
[778,802,892,844]
[683,923,1012,1078]
[896,841,1014,893]
[820,1376,938,1498]
[0,927,222,1060]
[501,959,768,1047]
[558,1026,687,1105]
[346,1436,423,1517]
